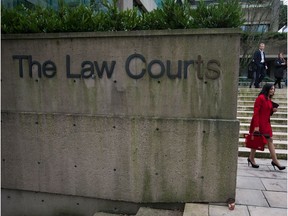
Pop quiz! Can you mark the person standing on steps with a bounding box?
[253,43,268,88]
[274,52,286,89]
[248,61,257,88]
[247,84,286,170]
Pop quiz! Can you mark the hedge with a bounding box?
[1,0,245,34]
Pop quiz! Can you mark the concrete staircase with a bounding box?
[237,87,287,159]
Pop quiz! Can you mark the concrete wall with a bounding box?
[1,29,241,215]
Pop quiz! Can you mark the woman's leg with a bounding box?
[249,149,257,163]
[274,79,280,88]
[267,138,282,166]
[278,78,282,88]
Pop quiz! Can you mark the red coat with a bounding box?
[249,94,273,137]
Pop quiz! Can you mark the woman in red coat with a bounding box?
[248,84,285,170]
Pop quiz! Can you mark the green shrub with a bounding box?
[1,0,245,34]
[241,32,287,43]
[141,9,167,30]
[193,0,245,28]
[58,4,96,32]
[158,0,195,29]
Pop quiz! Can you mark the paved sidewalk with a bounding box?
[95,157,287,216]
[184,157,287,216]
[236,157,287,215]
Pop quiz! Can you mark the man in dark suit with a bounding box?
[253,43,268,88]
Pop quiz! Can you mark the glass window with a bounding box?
[241,24,269,32]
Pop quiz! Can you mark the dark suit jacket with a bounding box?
[253,49,266,66]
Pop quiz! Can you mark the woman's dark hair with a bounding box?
[259,83,274,99]
[278,52,283,58]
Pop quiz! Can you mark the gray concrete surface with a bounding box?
[2,29,241,207]
[135,207,182,216]
[184,157,288,216]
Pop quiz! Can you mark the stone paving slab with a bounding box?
[263,191,287,208]
[237,176,265,190]
[135,207,182,216]
[261,178,287,191]
[237,157,287,166]
[236,188,269,207]
[237,168,287,179]
[237,162,271,171]
[248,206,287,216]
[183,203,208,216]
[209,205,249,216]
[237,169,255,177]
[268,164,288,171]
[93,213,130,216]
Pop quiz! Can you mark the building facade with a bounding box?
[1,0,158,12]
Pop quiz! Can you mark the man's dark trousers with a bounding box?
[254,63,266,88]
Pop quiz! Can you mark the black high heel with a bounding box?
[247,158,259,168]
[271,161,286,170]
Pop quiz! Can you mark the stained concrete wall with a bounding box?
[1,29,240,215]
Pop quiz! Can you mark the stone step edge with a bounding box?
[240,123,288,128]
[238,93,287,95]
[238,86,287,89]
[237,100,287,105]
[238,108,287,111]
[93,213,130,216]
[135,207,182,216]
[239,130,287,136]
[183,203,209,216]
[238,138,288,145]
[237,97,287,100]
[237,105,287,109]
[237,117,288,121]
[237,111,287,115]
[238,147,287,154]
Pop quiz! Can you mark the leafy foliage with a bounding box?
[279,4,287,29]
[1,0,245,34]
[193,0,245,28]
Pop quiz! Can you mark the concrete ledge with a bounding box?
[93,212,123,216]
[93,213,126,216]
[183,203,208,216]
[136,207,182,216]
[1,28,242,40]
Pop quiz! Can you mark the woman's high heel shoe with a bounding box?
[271,161,286,170]
[247,158,259,168]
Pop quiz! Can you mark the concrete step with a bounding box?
[238,90,287,96]
[237,116,288,125]
[237,87,288,159]
[135,207,182,216]
[237,91,287,99]
[237,92,287,99]
[238,82,287,89]
[238,86,287,93]
[237,106,287,112]
[237,110,287,118]
[238,147,287,160]
[237,101,287,106]
[240,123,287,133]
[238,138,287,149]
